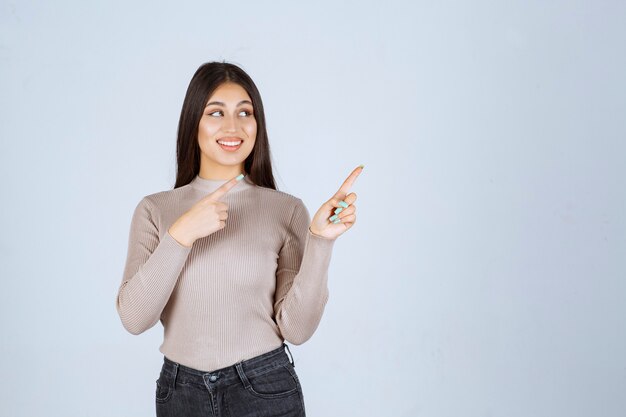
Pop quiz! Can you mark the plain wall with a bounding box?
[1,0,625,416]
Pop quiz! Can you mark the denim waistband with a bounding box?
[160,343,295,389]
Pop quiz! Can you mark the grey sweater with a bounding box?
[116,174,336,371]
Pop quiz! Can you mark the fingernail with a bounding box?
[358,164,365,169]
[334,207,343,214]
[332,218,341,224]
[338,200,349,208]
[236,174,244,181]
[329,214,339,222]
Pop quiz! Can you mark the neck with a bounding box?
[190,173,254,194]
[198,160,245,181]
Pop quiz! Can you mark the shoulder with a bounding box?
[250,187,311,228]
[253,186,306,210]
[134,184,194,213]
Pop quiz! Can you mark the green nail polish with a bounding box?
[334,207,343,214]
[332,218,341,224]
[338,200,349,208]
[236,174,244,181]
[329,214,339,222]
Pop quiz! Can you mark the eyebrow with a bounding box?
[205,100,253,107]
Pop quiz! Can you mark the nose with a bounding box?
[222,113,238,132]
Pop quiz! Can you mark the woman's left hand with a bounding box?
[309,164,364,240]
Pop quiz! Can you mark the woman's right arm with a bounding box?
[116,197,193,335]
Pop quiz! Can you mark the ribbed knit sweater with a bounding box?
[116,174,337,372]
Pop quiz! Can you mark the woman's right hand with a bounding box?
[168,174,245,247]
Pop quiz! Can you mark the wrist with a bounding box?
[308,226,320,236]
[308,226,325,238]
[168,223,194,248]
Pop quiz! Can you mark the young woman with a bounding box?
[116,61,363,417]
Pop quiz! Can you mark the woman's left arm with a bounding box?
[274,165,363,344]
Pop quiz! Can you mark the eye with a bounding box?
[206,109,253,117]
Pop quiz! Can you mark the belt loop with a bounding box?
[235,362,251,389]
[284,343,295,367]
[172,362,179,390]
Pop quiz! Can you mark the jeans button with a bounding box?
[209,375,218,382]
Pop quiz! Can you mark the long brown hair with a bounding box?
[173,61,277,190]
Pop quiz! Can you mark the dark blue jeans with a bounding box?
[155,343,306,416]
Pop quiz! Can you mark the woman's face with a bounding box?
[197,82,257,176]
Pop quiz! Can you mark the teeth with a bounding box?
[218,140,242,146]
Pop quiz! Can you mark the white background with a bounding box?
[1,1,625,416]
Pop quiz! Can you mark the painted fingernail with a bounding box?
[329,214,339,222]
[334,207,343,214]
[332,218,341,224]
[338,200,349,208]
[236,174,244,181]
[358,164,365,169]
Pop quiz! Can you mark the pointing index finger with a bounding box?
[335,164,364,196]
[207,173,245,201]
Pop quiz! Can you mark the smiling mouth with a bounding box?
[217,139,243,151]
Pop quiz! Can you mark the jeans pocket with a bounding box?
[243,363,299,399]
[155,375,173,404]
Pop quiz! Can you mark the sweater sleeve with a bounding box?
[274,198,337,345]
[116,197,192,335]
